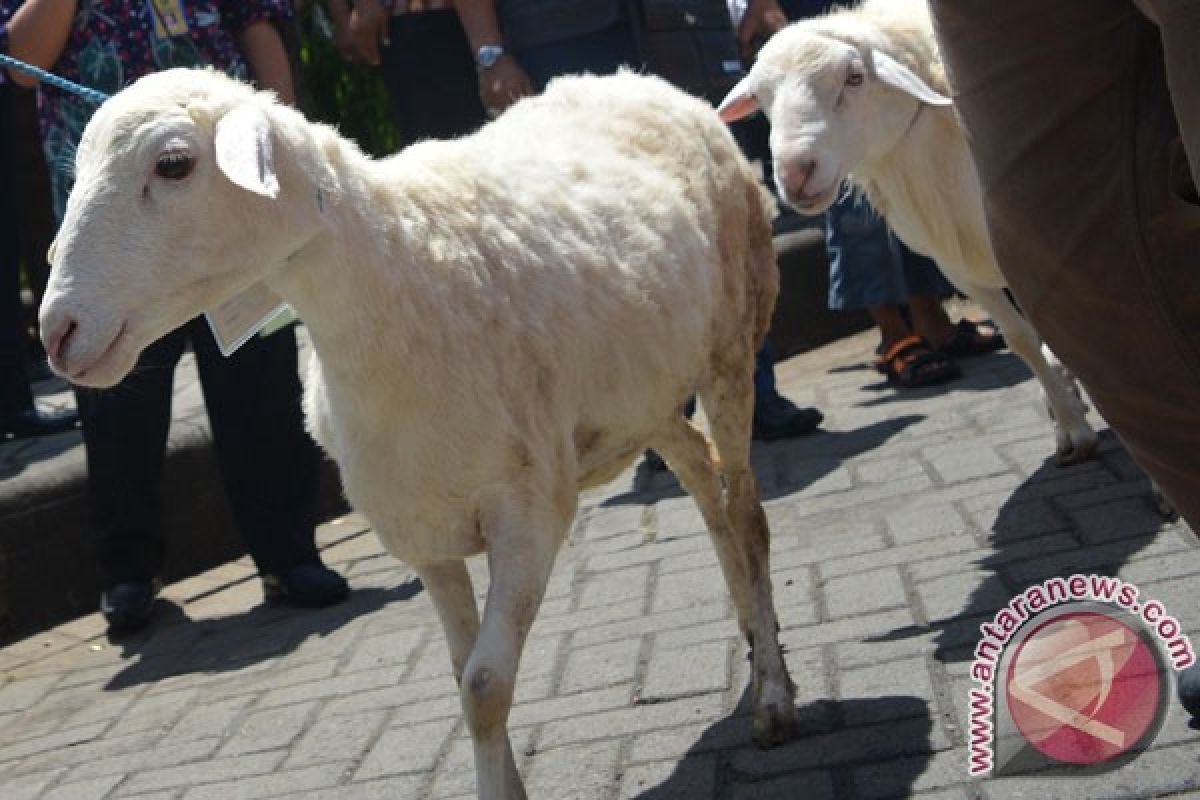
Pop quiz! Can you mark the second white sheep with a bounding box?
[720,0,1098,464]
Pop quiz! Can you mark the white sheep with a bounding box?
[719,0,1099,464]
[39,67,799,798]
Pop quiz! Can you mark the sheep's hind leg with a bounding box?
[971,286,1098,465]
[458,492,567,800]
[413,560,480,685]
[655,403,797,747]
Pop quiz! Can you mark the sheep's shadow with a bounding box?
[103,579,422,691]
[629,689,934,798]
[854,350,1034,407]
[605,414,925,506]
[867,432,1172,663]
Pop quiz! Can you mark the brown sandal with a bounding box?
[875,335,962,388]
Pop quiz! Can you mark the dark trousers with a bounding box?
[930,0,1200,526]
[0,86,34,417]
[78,318,321,588]
[378,10,488,147]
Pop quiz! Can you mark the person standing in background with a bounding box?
[0,0,348,634]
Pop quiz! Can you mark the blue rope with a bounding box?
[0,52,109,105]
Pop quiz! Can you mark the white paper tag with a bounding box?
[205,282,291,357]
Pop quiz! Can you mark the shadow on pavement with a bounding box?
[631,689,934,798]
[606,415,925,506]
[104,578,423,691]
[868,433,1168,663]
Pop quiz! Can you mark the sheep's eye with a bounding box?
[155,151,194,180]
[846,71,865,87]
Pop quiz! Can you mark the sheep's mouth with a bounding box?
[63,322,137,389]
[785,184,840,216]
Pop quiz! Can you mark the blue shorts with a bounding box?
[825,196,955,310]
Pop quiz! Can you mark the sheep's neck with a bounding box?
[857,107,991,275]
[264,133,465,393]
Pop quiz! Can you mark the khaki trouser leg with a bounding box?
[930,0,1200,527]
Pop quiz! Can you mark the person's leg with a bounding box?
[189,319,346,606]
[379,10,489,148]
[931,0,1200,526]
[78,328,187,629]
[751,337,823,440]
[0,86,77,436]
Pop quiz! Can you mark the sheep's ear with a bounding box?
[214,105,280,198]
[870,50,952,106]
[717,74,761,122]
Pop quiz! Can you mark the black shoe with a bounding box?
[101,580,160,634]
[262,563,349,608]
[0,407,79,440]
[753,395,824,441]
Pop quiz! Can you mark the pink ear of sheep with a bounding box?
[214,105,280,197]
[718,73,761,122]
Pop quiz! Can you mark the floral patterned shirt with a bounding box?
[0,0,291,217]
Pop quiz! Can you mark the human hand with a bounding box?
[336,0,390,66]
[478,55,533,113]
[738,0,788,61]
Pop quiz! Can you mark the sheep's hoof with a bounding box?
[752,701,798,748]
[1055,429,1098,466]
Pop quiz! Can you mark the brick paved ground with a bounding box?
[1,328,1197,800]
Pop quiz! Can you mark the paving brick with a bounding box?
[105,689,198,738]
[340,628,425,674]
[729,770,836,800]
[40,774,125,800]
[524,739,622,800]
[577,565,651,610]
[651,566,729,613]
[823,567,908,618]
[1070,497,1173,545]
[508,686,631,730]
[888,504,971,545]
[0,674,62,714]
[255,666,407,710]
[119,751,284,796]
[64,737,220,783]
[353,716,457,781]
[560,639,642,694]
[641,639,730,701]
[217,702,316,756]
[285,709,387,767]
[182,763,345,800]
[8,771,63,800]
[618,754,717,799]
[571,602,731,649]
[728,714,951,778]
[839,657,938,728]
[537,694,726,750]
[161,696,255,745]
[916,572,1012,625]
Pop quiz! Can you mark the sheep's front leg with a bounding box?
[461,493,566,800]
[970,286,1098,464]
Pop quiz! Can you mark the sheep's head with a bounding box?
[718,25,951,214]
[40,68,321,388]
